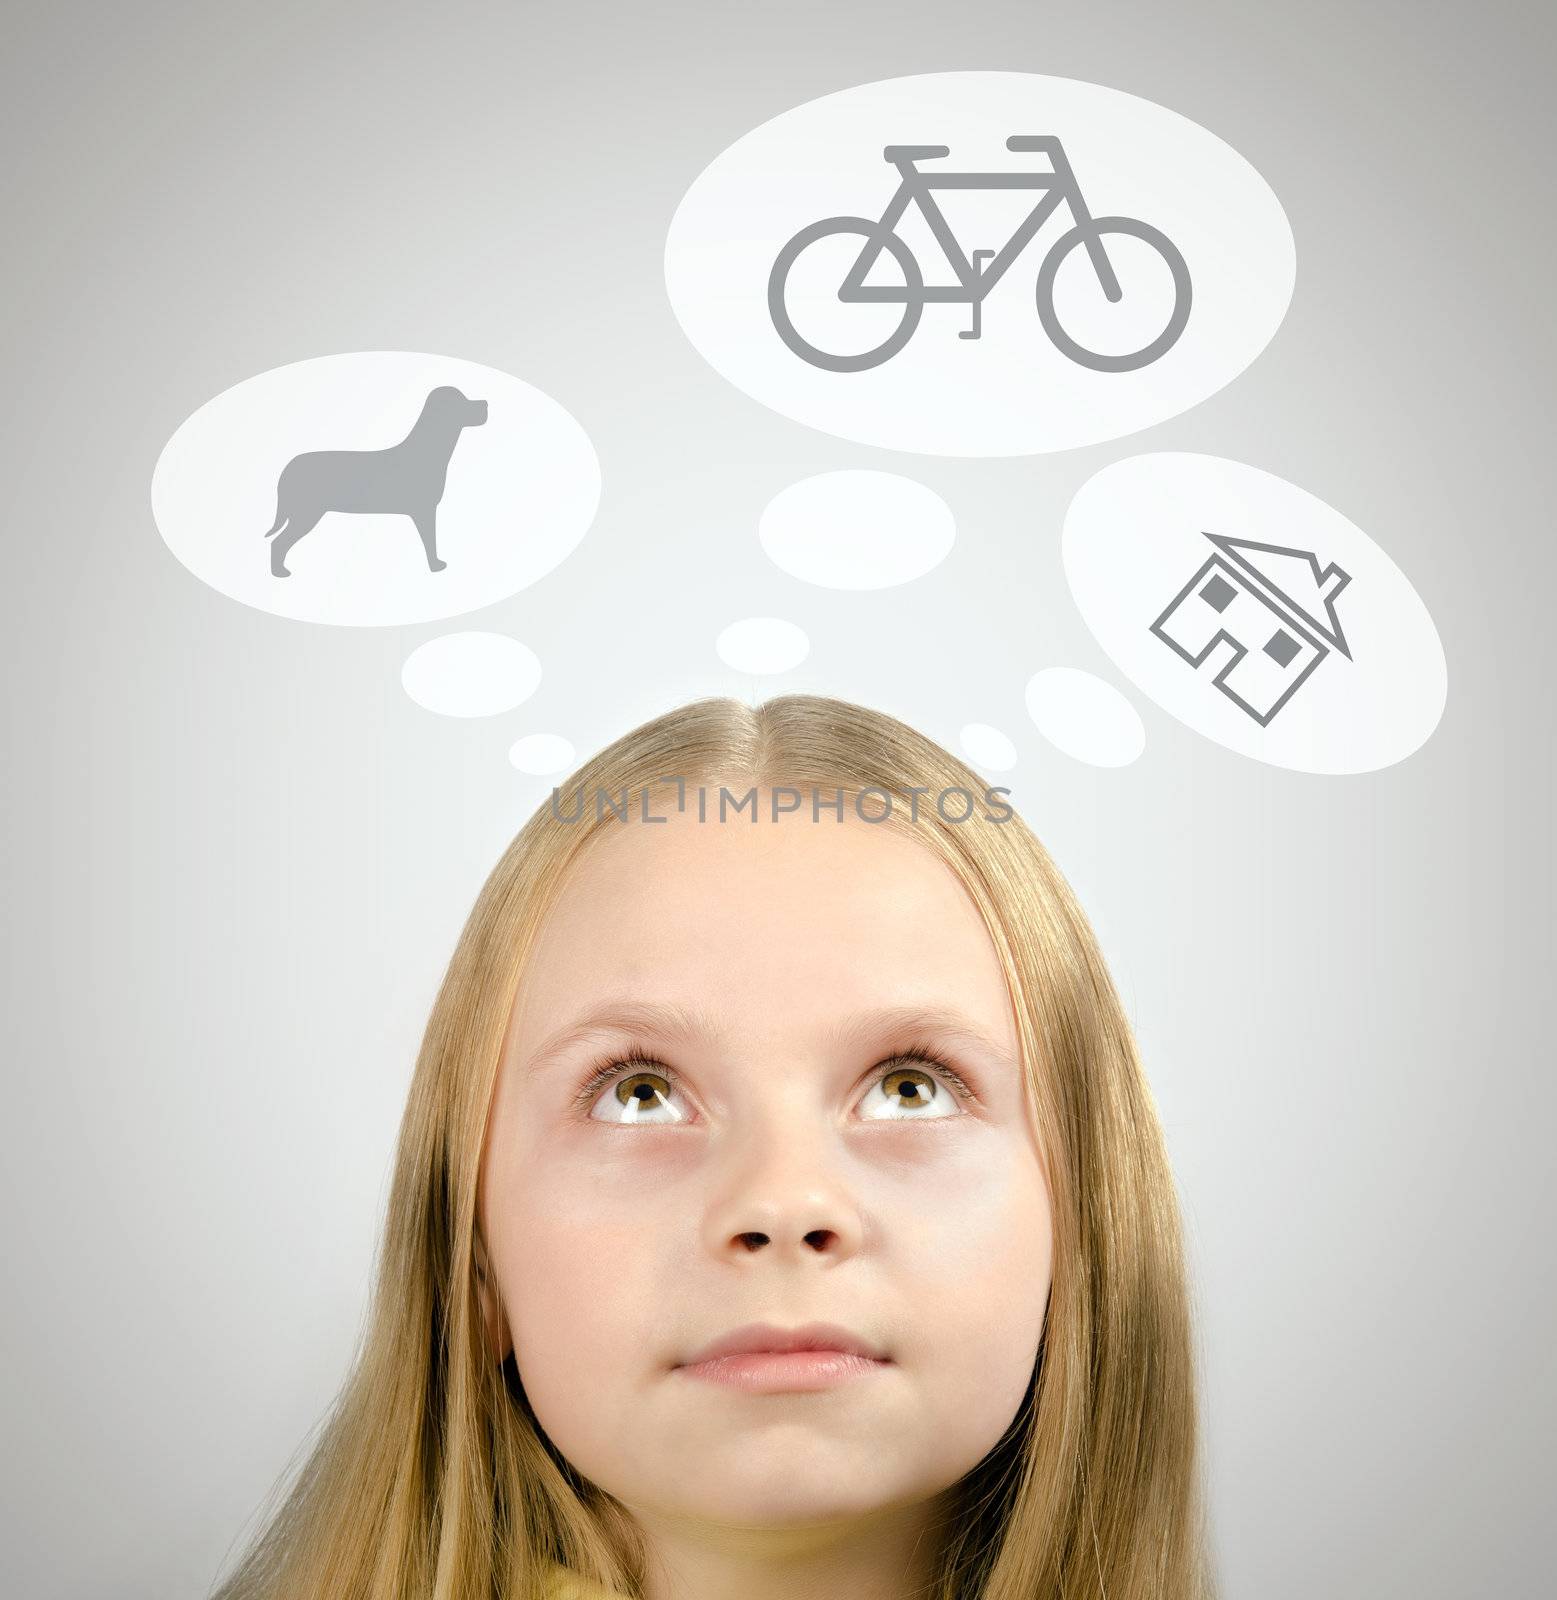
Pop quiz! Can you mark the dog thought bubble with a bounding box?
[151,350,600,626]
[665,70,1295,456]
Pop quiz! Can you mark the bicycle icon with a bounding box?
[768,135,1192,374]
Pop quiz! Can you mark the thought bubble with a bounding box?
[760,470,955,588]
[151,351,600,626]
[509,734,577,776]
[1062,453,1447,774]
[665,70,1294,456]
[960,723,1018,772]
[715,617,811,674]
[401,633,541,717]
[1026,669,1147,767]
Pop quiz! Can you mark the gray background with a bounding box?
[3,2,1552,1595]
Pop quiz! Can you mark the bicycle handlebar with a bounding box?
[1006,136,1058,153]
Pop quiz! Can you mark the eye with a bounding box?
[573,1042,976,1126]
[858,1060,966,1122]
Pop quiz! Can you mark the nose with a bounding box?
[701,1110,865,1265]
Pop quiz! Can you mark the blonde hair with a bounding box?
[210,693,1217,1600]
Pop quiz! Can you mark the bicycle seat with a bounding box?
[883,144,950,163]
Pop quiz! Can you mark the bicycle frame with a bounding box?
[838,141,1121,305]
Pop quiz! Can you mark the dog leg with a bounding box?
[412,508,447,572]
[269,510,324,578]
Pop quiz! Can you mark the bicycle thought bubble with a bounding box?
[151,351,600,626]
[664,70,1294,456]
[1063,453,1448,775]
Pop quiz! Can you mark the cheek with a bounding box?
[493,1156,663,1430]
[904,1138,1053,1400]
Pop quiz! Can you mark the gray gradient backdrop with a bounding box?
[4,2,1552,1595]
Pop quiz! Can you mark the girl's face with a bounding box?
[478,803,1052,1537]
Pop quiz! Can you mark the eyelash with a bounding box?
[567,1039,978,1118]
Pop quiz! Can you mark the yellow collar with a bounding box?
[540,1557,632,1599]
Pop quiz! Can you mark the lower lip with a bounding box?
[674,1350,891,1393]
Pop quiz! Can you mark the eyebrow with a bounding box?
[522,998,1020,1077]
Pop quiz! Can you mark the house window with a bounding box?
[1199,573,1237,612]
[1264,628,1300,667]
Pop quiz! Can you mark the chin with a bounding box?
[672,1470,900,1527]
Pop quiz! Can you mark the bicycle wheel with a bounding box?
[1034,216,1191,373]
[768,216,924,373]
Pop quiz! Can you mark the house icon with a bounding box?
[1149,533,1353,726]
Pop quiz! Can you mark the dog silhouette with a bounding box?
[261,385,488,578]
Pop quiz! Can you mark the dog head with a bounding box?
[425,385,488,429]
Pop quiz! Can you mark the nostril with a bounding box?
[737,1232,767,1251]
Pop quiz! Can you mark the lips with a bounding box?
[675,1320,888,1368]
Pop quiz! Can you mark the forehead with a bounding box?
[509,807,1016,1051]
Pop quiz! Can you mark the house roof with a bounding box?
[1205,532,1353,658]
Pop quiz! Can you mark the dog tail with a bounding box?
[260,497,286,539]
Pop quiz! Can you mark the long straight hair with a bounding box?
[210,693,1217,1600]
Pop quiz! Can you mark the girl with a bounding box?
[211,694,1216,1600]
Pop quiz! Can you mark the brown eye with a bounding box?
[615,1072,670,1111]
[860,1065,961,1121]
[586,1067,689,1125]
